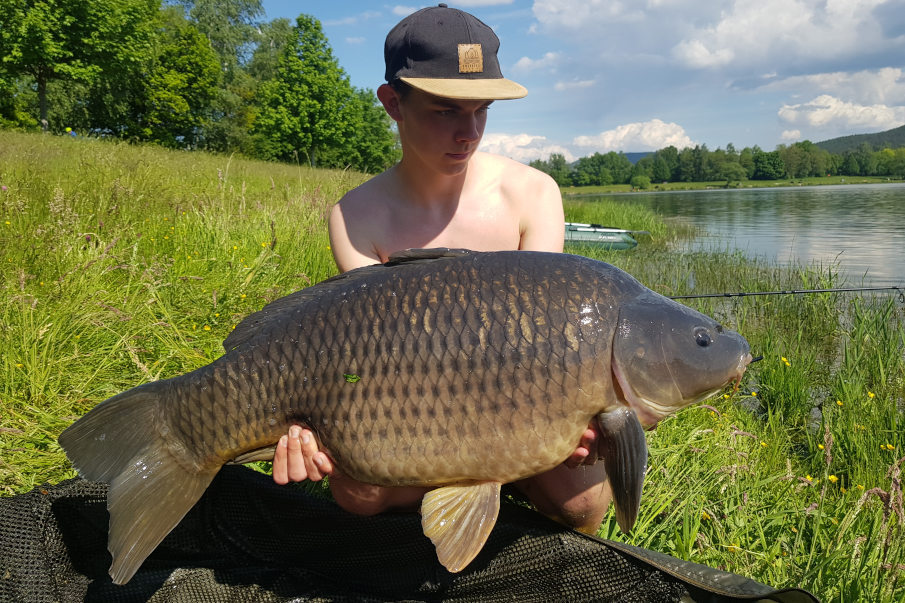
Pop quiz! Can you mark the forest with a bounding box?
[0,0,400,173]
[530,140,905,189]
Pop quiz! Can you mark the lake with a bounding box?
[590,183,905,288]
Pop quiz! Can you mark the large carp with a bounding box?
[59,249,751,584]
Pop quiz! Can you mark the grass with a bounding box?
[2,131,903,601]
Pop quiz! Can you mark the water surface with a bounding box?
[588,183,905,287]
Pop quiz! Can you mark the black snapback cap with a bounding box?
[384,3,527,100]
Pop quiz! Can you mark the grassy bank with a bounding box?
[1,131,903,601]
[562,174,903,196]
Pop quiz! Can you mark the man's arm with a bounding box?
[514,166,565,254]
[328,193,385,273]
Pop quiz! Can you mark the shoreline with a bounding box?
[561,175,904,196]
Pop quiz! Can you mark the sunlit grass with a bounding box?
[1,131,903,601]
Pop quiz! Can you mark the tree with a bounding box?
[178,0,263,151]
[0,0,158,131]
[251,14,397,172]
[751,150,785,180]
[137,7,221,147]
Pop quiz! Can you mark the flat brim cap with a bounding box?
[385,4,527,100]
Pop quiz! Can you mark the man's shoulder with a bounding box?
[474,151,556,188]
[336,171,392,212]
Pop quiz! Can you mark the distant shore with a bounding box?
[561,175,904,196]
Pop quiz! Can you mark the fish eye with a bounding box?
[694,327,712,347]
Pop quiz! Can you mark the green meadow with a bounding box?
[1,131,903,601]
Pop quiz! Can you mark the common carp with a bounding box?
[59,249,751,584]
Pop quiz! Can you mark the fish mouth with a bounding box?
[612,351,755,429]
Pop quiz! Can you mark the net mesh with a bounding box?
[0,466,817,602]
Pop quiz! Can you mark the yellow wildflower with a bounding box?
[240,294,246,299]
[828,475,838,483]
[841,487,847,494]
[751,391,758,397]
[761,441,768,448]
[836,400,843,407]
[868,391,875,398]
[702,511,711,521]
[203,325,211,331]
[857,484,864,490]
[818,444,824,450]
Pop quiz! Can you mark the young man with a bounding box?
[272,4,612,533]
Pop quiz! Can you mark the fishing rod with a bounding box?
[669,285,903,300]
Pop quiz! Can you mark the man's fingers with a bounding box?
[273,435,291,485]
[290,425,317,481]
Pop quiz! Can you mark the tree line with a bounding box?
[530,140,905,188]
[0,0,399,173]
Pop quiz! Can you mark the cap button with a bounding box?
[438,3,447,7]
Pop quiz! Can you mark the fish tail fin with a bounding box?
[58,381,218,585]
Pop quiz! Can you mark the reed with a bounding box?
[1,131,903,601]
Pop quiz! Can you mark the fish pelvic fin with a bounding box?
[596,407,648,533]
[58,381,218,585]
[420,481,502,573]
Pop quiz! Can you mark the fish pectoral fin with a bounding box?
[420,481,502,573]
[229,445,278,464]
[597,407,649,533]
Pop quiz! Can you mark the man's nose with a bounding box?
[455,114,481,143]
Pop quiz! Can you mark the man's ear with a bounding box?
[377,84,403,122]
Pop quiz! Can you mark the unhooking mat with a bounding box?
[0,465,819,602]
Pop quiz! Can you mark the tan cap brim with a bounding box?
[400,77,527,100]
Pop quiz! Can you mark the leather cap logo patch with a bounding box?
[458,44,483,73]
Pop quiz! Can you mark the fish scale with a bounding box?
[59,248,751,583]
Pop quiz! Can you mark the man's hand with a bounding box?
[563,423,602,468]
[272,425,334,485]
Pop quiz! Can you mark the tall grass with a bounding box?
[1,131,903,601]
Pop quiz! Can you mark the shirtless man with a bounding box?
[272,4,612,533]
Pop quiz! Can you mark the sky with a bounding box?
[259,0,905,163]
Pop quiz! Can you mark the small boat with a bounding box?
[564,223,648,250]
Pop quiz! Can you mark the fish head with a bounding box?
[611,293,751,428]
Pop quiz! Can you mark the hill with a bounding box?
[815,124,905,154]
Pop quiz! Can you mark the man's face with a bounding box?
[392,87,494,174]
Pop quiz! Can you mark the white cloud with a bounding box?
[763,68,905,106]
[778,94,905,130]
[392,5,417,17]
[480,133,576,163]
[512,52,561,74]
[572,119,695,152]
[781,129,802,141]
[672,39,734,69]
[532,0,645,30]
[554,79,594,91]
[345,37,366,45]
[669,0,891,71]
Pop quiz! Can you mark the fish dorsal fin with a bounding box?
[385,247,473,265]
[596,407,648,533]
[421,481,501,573]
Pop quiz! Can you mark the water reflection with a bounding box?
[595,183,905,287]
